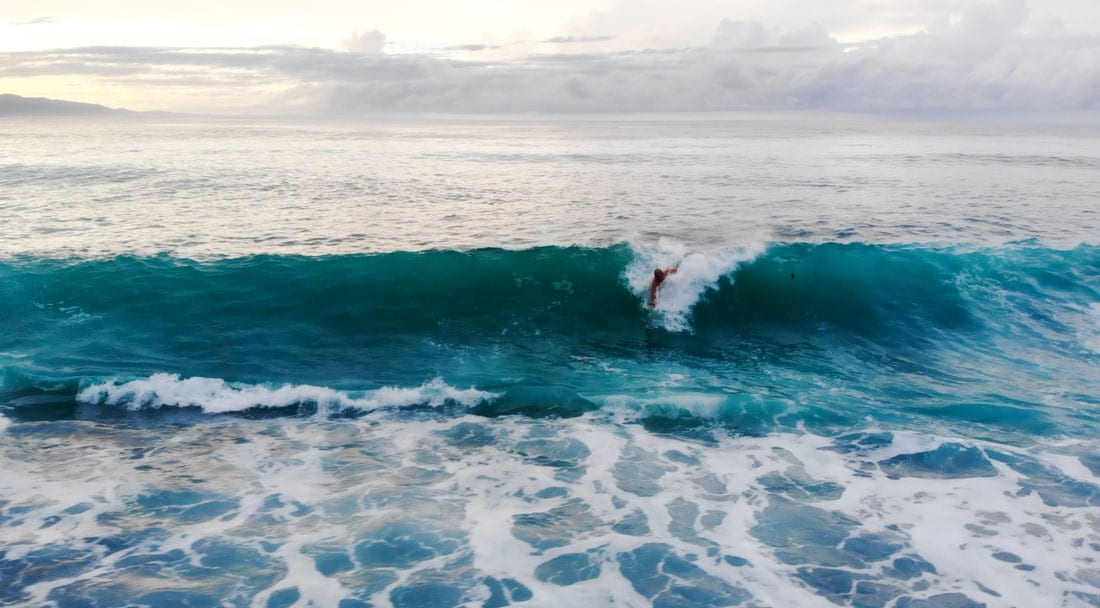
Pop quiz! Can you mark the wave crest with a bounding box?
[76,374,498,415]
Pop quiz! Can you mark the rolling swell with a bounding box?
[694,242,979,335]
[1,242,1098,433]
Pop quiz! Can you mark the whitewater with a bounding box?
[1,113,1099,608]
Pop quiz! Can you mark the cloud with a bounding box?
[344,29,386,54]
[10,17,57,26]
[442,44,501,52]
[711,21,772,49]
[711,20,839,51]
[958,0,1029,35]
[542,35,614,44]
[809,0,1100,109]
[4,0,1099,114]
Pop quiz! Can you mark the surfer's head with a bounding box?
[654,268,665,281]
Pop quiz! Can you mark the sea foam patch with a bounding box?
[76,374,497,414]
[4,411,1100,607]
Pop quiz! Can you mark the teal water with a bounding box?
[3,243,1098,439]
[3,116,1100,608]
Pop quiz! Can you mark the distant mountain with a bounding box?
[0,94,133,116]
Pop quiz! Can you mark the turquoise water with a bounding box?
[3,243,1098,440]
[2,116,1100,607]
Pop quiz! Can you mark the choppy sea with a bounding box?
[1,113,1099,608]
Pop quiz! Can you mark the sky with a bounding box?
[1,0,1099,114]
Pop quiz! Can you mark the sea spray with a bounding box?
[624,237,770,331]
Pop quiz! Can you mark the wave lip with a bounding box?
[76,374,498,415]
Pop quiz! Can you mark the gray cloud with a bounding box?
[542,35,614,44]
[4,0,1099,114]
[441,44,502,52]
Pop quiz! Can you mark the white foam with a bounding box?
[625,237,769,332]
[5,401,1099,607]
[76,373,497,414]
[1036,451,1097,482]
[253,540,350,608]
[600,392,729,419]
[1083,302,1100,353]
[0,413,9,433]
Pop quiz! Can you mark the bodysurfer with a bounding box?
[647,267,678,308]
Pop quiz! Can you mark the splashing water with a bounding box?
[625,238,769,331]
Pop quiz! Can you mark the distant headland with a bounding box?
[0,94,134,116]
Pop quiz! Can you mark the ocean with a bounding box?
[1,113,1099,608]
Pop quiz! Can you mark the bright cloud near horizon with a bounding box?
[1,0,1099,114]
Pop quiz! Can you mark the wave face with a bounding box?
[2,242,1098,436]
